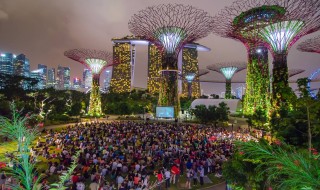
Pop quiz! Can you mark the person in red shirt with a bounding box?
[157,170,163,190]
[170,164,180,185]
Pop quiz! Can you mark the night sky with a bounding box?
[0,0,319,95]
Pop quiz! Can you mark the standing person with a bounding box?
[157,170,163,190]
[164,169,171,188]
[192,168,198,186]
[170,164,179,185]
[198,165,204,186]
[185,169,192,189]
[0,172,6,190]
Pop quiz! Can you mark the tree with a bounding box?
[217,102,230,122]
[191,103,230,124]
[234,140,320,190]
[248,108,268,130]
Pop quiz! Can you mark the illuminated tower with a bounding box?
[129,4,214,116]
[47,68,55,88]
[258,0,320,109]
[147,42,210,96]
[147,43,162,94]
[64,49,113,116]
[110,35,140,93]
[212,0,285,115]
[182,69,209,99]
[207,62,246,99]
[297,35,320,54]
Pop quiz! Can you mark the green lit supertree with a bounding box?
[64,49,114,116]
[258,0,320,110]
[207,62,246,99]
[129,4,214,117]
[212,0,284,116]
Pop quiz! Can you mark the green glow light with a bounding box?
[154,27,187,54]
[260,20,304,53]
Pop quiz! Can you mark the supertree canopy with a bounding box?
[183,69,209,99]
[64,49,113,116]
[207,62,246,99]
[288,69,305,78]
[258,0,320,110]
[297,35,320,54]
[212,0,283,115]
[129,4,214,117]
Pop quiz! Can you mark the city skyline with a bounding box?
[0,0,319,95]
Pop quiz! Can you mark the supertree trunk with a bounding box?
[88,74,102,116]
[187,82,192,99]
[225,79,232,99]
[243,46,270,116]
[272,53,289,109]
[158,54,180,117]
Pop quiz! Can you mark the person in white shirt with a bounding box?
[164,169,171,188]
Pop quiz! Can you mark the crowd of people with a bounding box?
[3,121,257,190]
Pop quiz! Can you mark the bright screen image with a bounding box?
[156,106,174,118]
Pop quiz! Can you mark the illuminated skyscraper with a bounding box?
[83,68,92,88]
[30,69,45,90]
[63,67,71,89]
[73,77,81,89]
[103,70,112,91]
[14,54,30,78]
[147,43,162,94]
[147,43,210,96]
[0,53,14,75]
[47,68,55,88]
[56,65,70,90]
[110,36,139,93]
[38,64,47,87]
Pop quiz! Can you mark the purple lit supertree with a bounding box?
[64,49,114,116]
[258,0,320,109]
[212,0,282,115]
[182,69,209,99]
[297,35,320,54]
[288,69,305,78]
[207,62,246,99]
[128,4,214,117]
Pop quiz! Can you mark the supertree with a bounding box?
[182,69,209,99]
[212,0,282,115]
[129,4,214,117]
[297,35,320,54]
[258,0,320,109]
[207,62,246,99]
[288,69,305,78]
[64,49,113,116]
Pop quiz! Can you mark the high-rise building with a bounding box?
[181,45,200,98]
[103,70,112,91]
[147,43,209,98]
[56,65,70,90]
[56,65,64,89]
[83,68,92,88]
[73,77,81,89]
[147,43,162,94]
[38,64,47,88]
[47,68,55,88]
[30,69,46,89]
[110,36,138,93]
[0,53,14,75]
[63,67,70,89]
